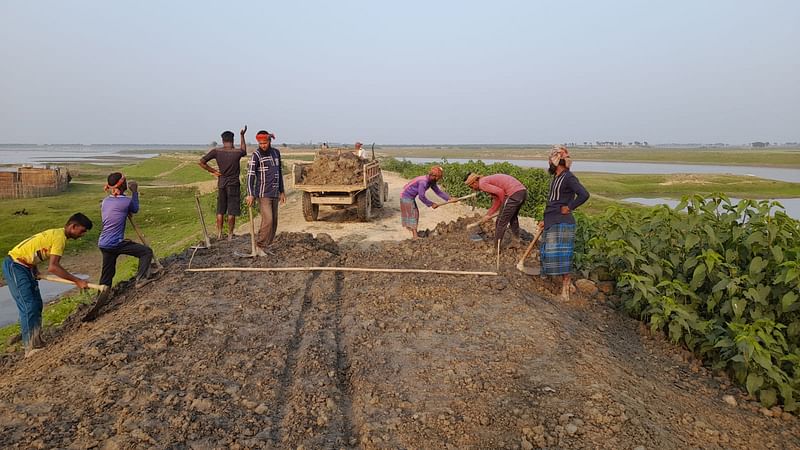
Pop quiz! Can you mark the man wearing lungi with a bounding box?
[400,166,450,238]
[538,145,589,300]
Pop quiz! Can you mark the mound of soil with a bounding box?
[300,152,364,185]
[0,222,797,449]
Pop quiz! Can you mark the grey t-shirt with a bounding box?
[201,147,247,188]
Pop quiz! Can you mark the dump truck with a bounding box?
[292,149,388,222]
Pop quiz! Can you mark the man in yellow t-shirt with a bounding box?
[3,213,93,356]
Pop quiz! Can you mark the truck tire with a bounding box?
[383,182,389,202]
[357,190,372,221]
[302,192,319,222]
[371,176,383,209]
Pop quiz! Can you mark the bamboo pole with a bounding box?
[186,266,497,276]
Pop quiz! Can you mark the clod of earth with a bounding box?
[300,152,365,185]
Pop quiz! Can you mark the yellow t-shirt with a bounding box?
[8,228,67,267]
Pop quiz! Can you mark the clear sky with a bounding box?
[1,0,798,145]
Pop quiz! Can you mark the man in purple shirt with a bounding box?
[98,172,154,289]
[399,166,450,238]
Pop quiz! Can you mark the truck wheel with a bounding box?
[371,178,383,209]
[383,182,389,202]
[302,192,319,221]
[357,190,372,221]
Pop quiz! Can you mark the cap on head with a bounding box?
[464,172,480,186]
[428,166,443,178]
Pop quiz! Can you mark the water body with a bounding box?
[0,144,204,165]
[623,197,800,219]
[400,157,800,183]
[0,275,89,327]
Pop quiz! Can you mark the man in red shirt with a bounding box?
[465,172,527,246]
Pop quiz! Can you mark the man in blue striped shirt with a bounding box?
[246,130,285,255]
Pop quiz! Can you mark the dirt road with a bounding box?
[0,175,797,449]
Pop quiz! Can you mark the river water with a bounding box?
[400,157,800,183]
[0,144,204,165]
[0,275,89,327]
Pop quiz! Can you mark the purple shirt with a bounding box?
[98,193,139,249]
[401,175,450,207]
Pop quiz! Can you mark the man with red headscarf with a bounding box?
[199,126,248,240]
[355,142,367,159]
[246,130,285,254]
[98,172,155,289]
[399,166,450,238]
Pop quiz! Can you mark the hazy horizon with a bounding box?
[1,0,798,145]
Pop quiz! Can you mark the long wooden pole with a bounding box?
[40,275,107,291]
[186,267,497,276]
[195,195,211,248]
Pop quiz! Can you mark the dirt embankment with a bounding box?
[0,220,797,449]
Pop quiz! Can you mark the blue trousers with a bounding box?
[2,256,43,347]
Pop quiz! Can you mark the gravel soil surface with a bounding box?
[0,221,797,449]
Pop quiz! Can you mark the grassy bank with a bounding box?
[579,173,800,199]
[378,146,800,168]
[1,153,219,352]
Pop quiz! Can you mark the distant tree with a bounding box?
[210,141,218,148]
[751,141,768,148]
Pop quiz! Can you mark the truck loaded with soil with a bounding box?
[0,218,796,449]
[293,150,388,222]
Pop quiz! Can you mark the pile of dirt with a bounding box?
[300,152,364,185]
[0,223,797,449]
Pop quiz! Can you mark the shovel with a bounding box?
[440,193,477,206]
[516,225,544,275]
[38,275,109,323]
[190,194,212,250]
[466,212,498,240]
[234,206,260,258]
[128,215,164,271]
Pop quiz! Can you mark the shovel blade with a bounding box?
[516,262,541,276]
[82,290,112,322]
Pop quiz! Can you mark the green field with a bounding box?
[378,146,800,168]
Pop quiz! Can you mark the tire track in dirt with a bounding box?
[329,270,356,447]
[271,266,329,445]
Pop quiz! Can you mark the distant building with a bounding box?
[0,166,71,199]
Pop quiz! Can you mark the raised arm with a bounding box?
[240,125,247,154]
[127,181,140,214]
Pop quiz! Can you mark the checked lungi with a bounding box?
[540,223,576,275]
[400,197,419,229]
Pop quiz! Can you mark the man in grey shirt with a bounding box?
[199,126,248,240]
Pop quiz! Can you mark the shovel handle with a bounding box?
[517,224,544,266]
[128,215,163,269]
[40,275,107,292]
[446,193,477,204]
[466,212,499,229]
[248,206,257,254]
[195,195,211,247]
